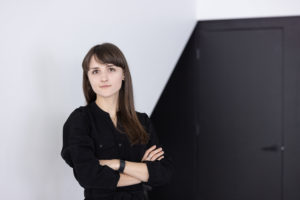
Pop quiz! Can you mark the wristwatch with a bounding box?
[118,159,125,173]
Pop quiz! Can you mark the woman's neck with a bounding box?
[95,95,119,120]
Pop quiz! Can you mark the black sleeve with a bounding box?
[61,107,120,190]
[142,113,174,188]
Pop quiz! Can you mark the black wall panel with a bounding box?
[148,16,300,200]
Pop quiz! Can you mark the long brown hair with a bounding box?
[82,43,149,145]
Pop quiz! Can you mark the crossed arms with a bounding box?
[99,145,164,187]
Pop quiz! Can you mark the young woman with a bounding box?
[61,43,174,200]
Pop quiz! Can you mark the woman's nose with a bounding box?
[100,71,108,81]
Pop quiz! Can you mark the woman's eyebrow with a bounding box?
[90,67,99,70]
[90,64,115,69]
[90,63,115,69]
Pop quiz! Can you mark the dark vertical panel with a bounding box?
[148,25,199,200]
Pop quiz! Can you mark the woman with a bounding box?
[61,43,174,200]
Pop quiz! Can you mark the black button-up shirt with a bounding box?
[61,101,174,200]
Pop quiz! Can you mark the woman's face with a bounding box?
[87,55,124,99]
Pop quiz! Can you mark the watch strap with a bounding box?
[118,159,125,173]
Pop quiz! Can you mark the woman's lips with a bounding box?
[100,85,111,88]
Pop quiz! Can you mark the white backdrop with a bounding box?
[0,0,195,199]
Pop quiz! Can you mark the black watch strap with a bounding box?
[118,159,125,173]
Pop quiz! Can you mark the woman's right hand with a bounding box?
[141,145,164,162]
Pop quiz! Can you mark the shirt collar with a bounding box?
[90,101,111,117]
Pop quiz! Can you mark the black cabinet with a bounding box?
[148,16,300,200]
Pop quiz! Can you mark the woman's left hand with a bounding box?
[99,159,120,171]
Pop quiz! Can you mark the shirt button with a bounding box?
[99,144,103,148]
[118,143,122,147]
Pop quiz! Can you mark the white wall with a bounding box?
[197,0,300,20]
[0,0,196,199]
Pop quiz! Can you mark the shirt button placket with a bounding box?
[118,143,123,156]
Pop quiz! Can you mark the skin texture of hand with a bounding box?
[99,159,120,170]
[117,173,142,187]
[141,145,164,162]
[99,159,149,182]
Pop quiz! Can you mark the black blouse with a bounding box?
[61,101,174,200]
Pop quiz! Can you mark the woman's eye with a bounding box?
[109,67,116,72]
[92,70,98,74]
